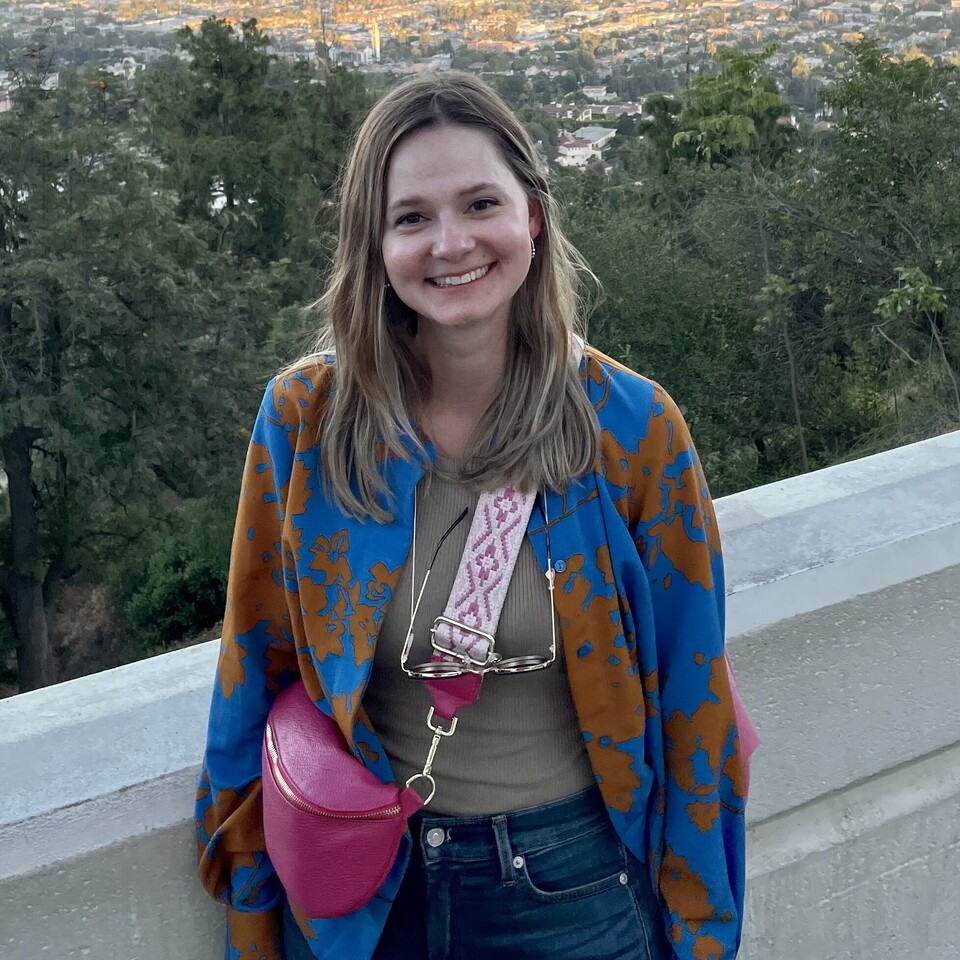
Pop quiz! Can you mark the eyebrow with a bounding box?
[386,181,503,214]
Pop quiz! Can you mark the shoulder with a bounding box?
[244,356,338,517]
[582,344,688,448]
[584,347,721,573]
[584,345,708,525]
[258,354,337,441]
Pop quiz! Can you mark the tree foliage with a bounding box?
[570,39,959,495]
[673,45,796,167]
[0,23,374,692]
[139,18,372,287]
[2,35,959,695]
[0,53,268,690]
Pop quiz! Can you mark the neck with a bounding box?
[416,320,508,458]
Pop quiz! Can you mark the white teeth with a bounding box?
[431,265,489,287]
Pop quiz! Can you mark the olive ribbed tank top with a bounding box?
[363,464,595,816]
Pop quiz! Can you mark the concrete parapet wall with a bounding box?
[2,431,959,960]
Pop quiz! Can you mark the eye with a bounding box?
[395,212,423,226]
[470,198,498,212]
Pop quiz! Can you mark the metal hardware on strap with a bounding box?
[430,617,498,669]
[401,481,559,802]
[405,708,458,807]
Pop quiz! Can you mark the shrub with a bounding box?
[123,497,233,654]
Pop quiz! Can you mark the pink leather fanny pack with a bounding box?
[261,680,425,919]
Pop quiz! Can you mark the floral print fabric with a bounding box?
[196,348,746,960]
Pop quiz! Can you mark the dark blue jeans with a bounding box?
[283,786,674,960]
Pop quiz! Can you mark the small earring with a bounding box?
[530,238,536,260]
[384,280,391,289]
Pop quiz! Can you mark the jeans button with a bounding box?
[426,828,445,848]
[513,855,524,868]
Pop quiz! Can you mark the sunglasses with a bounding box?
[399,490,557,679]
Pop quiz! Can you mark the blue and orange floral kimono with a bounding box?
[196,347,747,960]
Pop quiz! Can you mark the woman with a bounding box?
[196,72,746,960]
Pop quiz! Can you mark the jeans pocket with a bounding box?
[516,825,629,904]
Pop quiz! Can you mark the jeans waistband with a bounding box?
[412,785,616,862]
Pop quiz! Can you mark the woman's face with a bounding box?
[381,124,542,344]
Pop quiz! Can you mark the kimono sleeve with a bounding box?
[195,378,300,960]
[632,386,747,960]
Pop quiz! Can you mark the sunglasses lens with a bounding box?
[410,661,464,679]
[493,655,552,673]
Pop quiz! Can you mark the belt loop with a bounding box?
[491,815,516,885]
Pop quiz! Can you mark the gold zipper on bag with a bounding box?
[265,722,403,820]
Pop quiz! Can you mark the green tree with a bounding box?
[809,40,960,436]
[516,105,559,159]
[875,266,959,424]
[561,172,788,493]
[0,26,380,694]
[638,93,682,175]
[141,19,276,232]
[139,19,371,293]
[0,61,256,691]
[673,45,796,167]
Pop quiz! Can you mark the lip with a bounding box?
[427,263,494,287]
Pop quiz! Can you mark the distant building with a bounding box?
[468,40,515,54]
[330,46,373,67]
[557,134,600,168]
[590,102,644,117]
[410,54,452,73]
[542,103,593,123]
[572,125,617,150]
[582,84,615,102]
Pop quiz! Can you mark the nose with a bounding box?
[431,217,474,260]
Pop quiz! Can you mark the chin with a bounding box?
[428,309,506,330]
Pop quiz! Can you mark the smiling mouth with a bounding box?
[428,265,491,287]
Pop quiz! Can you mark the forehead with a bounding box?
[386,124,522,198]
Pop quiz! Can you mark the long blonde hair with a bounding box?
[310,71,600,522]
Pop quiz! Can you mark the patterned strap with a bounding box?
[425,485,537,720]
[423,336,581,720]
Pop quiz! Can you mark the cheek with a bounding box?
[382,240,420,282]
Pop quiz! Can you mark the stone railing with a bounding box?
[2,430,959,960]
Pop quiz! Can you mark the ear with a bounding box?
[527,195,544,241]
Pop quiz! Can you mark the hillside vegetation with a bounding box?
[1,22,957,694]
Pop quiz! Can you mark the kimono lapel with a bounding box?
[291,444,427,749]
[528,476,653,820]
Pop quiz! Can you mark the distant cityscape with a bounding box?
[2,0,960,162]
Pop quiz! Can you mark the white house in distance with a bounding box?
[542,102,593,123]
[590,100,644,118]
[572,125,617,150]
[582,84,616,102]
[556,133,600,168]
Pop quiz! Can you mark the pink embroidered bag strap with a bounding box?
[415,332,578,726]
[424,485,537,720]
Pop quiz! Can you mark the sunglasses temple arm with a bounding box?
[401,563,436,671]
[403,504,467,670]
[429,506,469,567]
